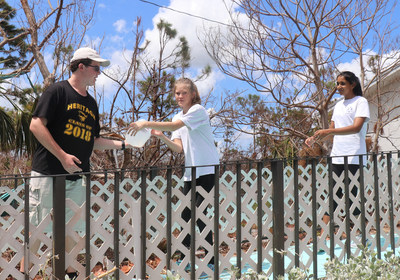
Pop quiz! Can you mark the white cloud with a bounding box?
[94,49,135,99]
[144,0,238,68]
[113,19,128,33]
[84,1,249,108]
[0,79,25,110]
[133,0,245,101]
[196,70,228,98]
[0,96,13,109]
[337,50,377,82]
[110,35,124,43]
[79,36,104,52]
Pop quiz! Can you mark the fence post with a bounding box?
[113,172,120,280]
[214,164,220,280]
[190,167,196,280]
[140,169,147,279]
[166,167,172,271]
[373,153,381,258]
[85,174,91,278]
[311,158,318,278]
[24,177,30,280]
[272,160,285,278]
[386,153,396,254]
[359,155,367,248]
[257,161,263,272]
[236,162,242,277]
[293,159,300,268]
[53,176,66,280]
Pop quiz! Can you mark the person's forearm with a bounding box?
[140,120,185,131]
[329,126,360,135]
[156,134,183,153]
[313,118,365,138]
[326,118,365,136]
[93,137,125,150]
[30,118,66,162]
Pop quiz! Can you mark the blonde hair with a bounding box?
[173,77,201,105]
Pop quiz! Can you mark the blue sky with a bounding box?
[82,0,256,146]
[3,0,400,149]
[3,0,246,99]
[1,0,255,146]
[87,0,255,144]
[5,0,400,107]
[85,0,247,99]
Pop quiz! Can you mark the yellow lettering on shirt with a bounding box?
[67,103,96,121]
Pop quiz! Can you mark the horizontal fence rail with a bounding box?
[1,152,400,279]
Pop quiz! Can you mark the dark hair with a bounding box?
[70,58,93,73]
[173,77,201,105]
[337,71,362,96]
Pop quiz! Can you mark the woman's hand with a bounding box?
[305,129,331,147]
[305,136,316,147]
[128,121,147,136]
[314,129,330,139]
[151,129,164,138]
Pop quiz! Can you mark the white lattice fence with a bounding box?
[1,155,400,279]
[0,183,27,279]
[391,157,400,253]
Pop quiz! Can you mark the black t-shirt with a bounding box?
[31,80,100,178]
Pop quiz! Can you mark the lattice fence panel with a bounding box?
[391,157,400,254]
[119,177,142,279]
[240,168,263,274]
[169,174,192,280]
[376,157,391,252]
[144,175,170,278]
[363,160,378,250]
[2,155,400,279]
[296,164,316,269]
[259,167,274,278]
[88,179,116,279]
[218,170,240,276]
[283,165,296,271]
[0,183,26,280]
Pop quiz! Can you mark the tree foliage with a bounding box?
[3,0,400,175]
[0,0,29,68]
[202,0,400,154]
[0,0,96,173]
[215,93,317,161]
[94,18,212,171]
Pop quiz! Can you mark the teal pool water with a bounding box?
[159,236,399,279]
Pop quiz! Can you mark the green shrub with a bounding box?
[167,246,400,280]
[324,245,400,280]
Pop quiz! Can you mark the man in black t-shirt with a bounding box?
[23,47,132,279]
[30,47,129,176]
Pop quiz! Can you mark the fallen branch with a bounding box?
[85,266,117,280]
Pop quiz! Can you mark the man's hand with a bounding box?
[60,153,82,174]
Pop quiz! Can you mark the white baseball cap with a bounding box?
[70,47,110,67]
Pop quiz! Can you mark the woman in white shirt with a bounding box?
[129,77,219,263]
[306,71,370,221]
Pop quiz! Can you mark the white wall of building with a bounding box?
[365,68,400,152]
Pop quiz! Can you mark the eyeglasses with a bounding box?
[86,64,101,72]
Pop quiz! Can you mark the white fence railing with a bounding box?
[1,152,400,279]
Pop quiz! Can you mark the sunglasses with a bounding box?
[86,64,101,72]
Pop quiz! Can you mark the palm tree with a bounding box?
[0,100,14,150]
[0,72,36,155]
[1,0,34,156]
[0,75,16,151]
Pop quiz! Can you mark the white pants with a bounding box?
[29,171,86,232]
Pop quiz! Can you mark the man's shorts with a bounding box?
[29,171,86,232]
